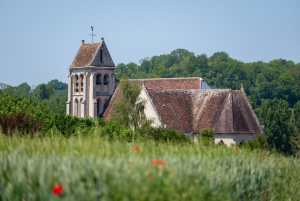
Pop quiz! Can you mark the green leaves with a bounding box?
[256,98,292,154]
[111,79,153,132]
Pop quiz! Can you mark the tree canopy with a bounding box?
[115,49,300,107]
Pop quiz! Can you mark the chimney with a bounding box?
[101,37,104,41]
[81,40,85,45]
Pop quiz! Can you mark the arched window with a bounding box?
[74,98,78,116]
[80,74,84,93]
[240,139,245,145]
[74,75,79,93]
[96,74,101,85]
[104,74,109,85]
[218,140,224,146]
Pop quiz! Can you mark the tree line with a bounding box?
[115,49,300,107]
[1,49,300,155]
[0,79,67,114]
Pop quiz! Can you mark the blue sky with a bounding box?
[0,0,299,86]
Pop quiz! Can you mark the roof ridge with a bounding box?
[131,77,201,81]
[166,103,185,131]
[211,92,230,129]
[232,90,251,133]
[193,90,213,132]
[148,89,231,92]
[240,90,264,133]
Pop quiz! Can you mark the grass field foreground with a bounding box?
[0,133,300,200]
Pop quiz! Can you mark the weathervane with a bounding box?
[89,26,96,43]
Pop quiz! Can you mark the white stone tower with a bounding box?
[66,38,116,117]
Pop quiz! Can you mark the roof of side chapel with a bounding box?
[147,89,263,134]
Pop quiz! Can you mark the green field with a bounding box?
[0,133,299,201]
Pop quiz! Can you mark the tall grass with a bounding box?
[0,132,299,200]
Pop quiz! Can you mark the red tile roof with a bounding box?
[138,78,201,90]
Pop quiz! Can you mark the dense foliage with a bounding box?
[0,79,68,115]
[115,49,300,107]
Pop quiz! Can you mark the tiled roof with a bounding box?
[70,43,102,67]
[138,78,201,90]
[102,78,263,134]
[102,78,201,119]
[147,89,193,132]
[147,89,263,134]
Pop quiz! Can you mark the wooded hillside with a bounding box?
[115,49,300,106]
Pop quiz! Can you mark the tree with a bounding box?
[111,78,152,131]
[49,79,68,90]
[34,82,54,101]
[256,98,292,154]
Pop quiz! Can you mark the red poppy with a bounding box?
[235,147,239,151]
[157,166,162,171]
[260,157,263,160]
[134,146,139,151]
[148,175,153,180]
[52,185,63,196]
[151,158,159,165]
[160,160,166,166]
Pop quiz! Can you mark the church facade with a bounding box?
[68,39,264,146]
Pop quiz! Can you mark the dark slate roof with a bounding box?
[70,43,102,67]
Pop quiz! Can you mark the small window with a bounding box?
[100,50,103,63]
[104,75,109,85]
[96,74,101,85]
[240,140,245,145]
[218,140,224,146]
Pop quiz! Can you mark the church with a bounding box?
[67,39,264,146]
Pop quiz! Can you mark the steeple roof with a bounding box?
[70,40,115,68]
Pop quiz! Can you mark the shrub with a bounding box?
[196,128,215,146]
[42,114,95,137]
[240,133,268,150]
[0,111,43,135]
[141,126,191,143]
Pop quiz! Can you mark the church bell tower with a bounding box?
[66,37,116,117]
